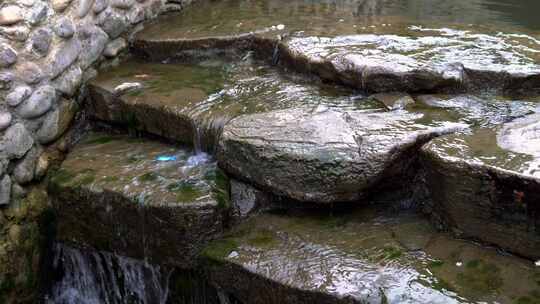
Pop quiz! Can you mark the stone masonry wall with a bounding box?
[0,0,184,302]
[0,0,174,207]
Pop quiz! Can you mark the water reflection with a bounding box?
[334,0,540,32]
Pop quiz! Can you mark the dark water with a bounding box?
[140,0,540,40]
[350,0,540,31]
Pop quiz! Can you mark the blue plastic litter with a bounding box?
[156,155,177,161]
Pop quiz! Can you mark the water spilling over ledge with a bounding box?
[46,243,172,304]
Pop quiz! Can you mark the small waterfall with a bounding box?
[46,243,172,304]
[192,120,204,154]
[271,36,281,66]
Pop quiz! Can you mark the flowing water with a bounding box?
[139,0,540,39]
[46,243,172,304]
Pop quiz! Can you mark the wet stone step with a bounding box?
[280,32,540,95]
[410,94,540,128]
[218,105,464,203]
[49,132,229,267]
[132,0,540,95]
[200,206,540,304]
[420,112,540,259]
[88,58,380,152]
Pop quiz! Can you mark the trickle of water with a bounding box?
[46,243,172,304]
[192,121,204,154]
[185,152,211,167]
[271,36,281,66]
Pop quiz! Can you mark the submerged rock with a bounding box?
[49,132,229,267]
[113,82,142,95]
[281,34,540,95]
[219,106,464,203]
[370,92,415,110]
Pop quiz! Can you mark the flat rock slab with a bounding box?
[201,206,539,304]
[49,132,229,267]
[281,33,540,95]
[421,113,540,259]
[218,106,464,203]
[132,0,540,95]
[88,59,376,152]
[88,60,224,148]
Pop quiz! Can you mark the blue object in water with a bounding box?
[156,155,177,162]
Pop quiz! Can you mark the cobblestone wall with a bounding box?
[0,0,178,208]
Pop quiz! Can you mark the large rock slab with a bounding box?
[421,113,540,259]
[280,32,540,95]
[49,132,230,267]
[201,206,539,304]
[88,59,370,152]
[218,106,464,203]
[131,0,540,96]
[87,60,224,148]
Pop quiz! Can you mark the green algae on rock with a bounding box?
[49,132,229,267]
[0,187,52,304]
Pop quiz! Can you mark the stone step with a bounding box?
[49,132,229,267]
[420,112,540,259]
[279,34,540,96]
[131,0,540,95]
[200,206,540,304]
[218,106,464,203]
[87,58,381,152]
[89,55,540,208]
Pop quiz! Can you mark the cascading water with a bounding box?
[45,243,172,304]
[271,35,282,66]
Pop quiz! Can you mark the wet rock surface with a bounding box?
[219,106,463,203]
[421,114,540,259]
[88,58,368,151]
[201,206,540,304]
[280,32,540,95]
[133,0,540,95]
[50,132,229,267]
